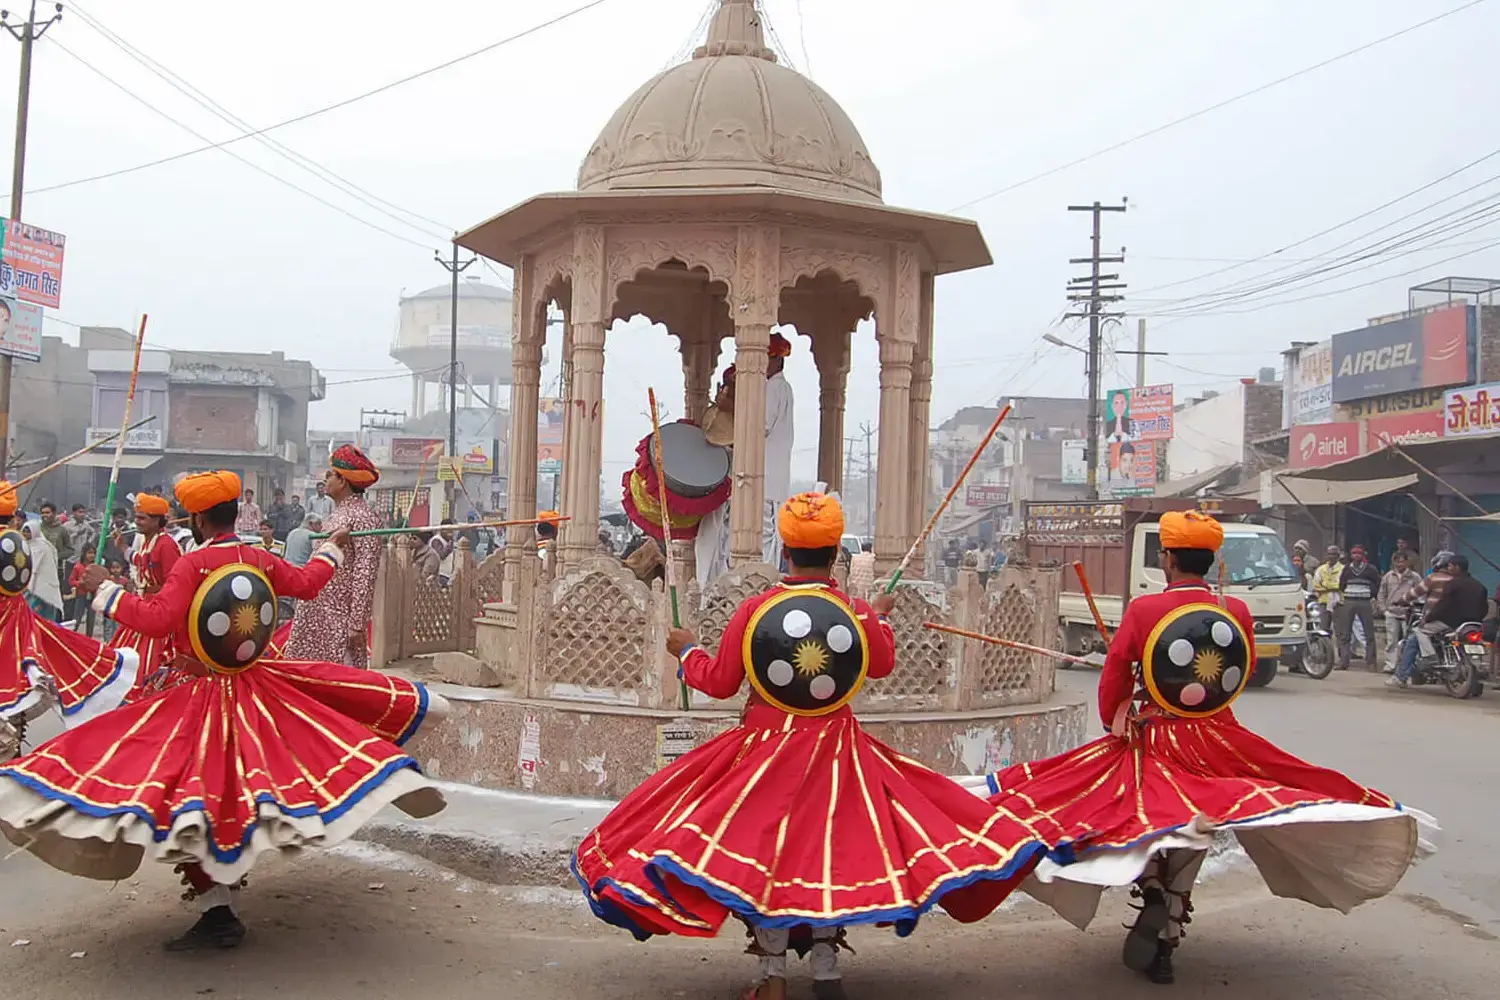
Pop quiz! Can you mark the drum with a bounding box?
[653,420,731,499]
[1140,602,1253,718]
[187,563,279,674]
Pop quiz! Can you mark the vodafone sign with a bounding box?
[1290,422,1363,470]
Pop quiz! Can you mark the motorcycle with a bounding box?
[1399,602,1488,699]
[1298,593,1335,681]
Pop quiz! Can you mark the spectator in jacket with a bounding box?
[1336,545,1381,670]
[1392,554,1489,687]
[1375,551,1423,673]
[1312,545,1344,608]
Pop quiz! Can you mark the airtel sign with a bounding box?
[1289,422,1363,470]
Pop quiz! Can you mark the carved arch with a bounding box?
[605,234,739,315]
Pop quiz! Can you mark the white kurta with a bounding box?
[693,370,796,590]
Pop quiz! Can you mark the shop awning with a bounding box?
[64,452,163,470]
[1259,471,1417,507]
[1155,464,1236,498]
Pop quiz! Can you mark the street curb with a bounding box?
[355,818,582,888]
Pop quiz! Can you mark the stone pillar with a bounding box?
[874,246,920,574]
[906,271,936,574]
[504,267,543,599]
[728,223,781,566]
[558,323,575,524]
[561,224,607,568]
[729,322,770,564]
[812,330,851,493]
[681,321,717,424]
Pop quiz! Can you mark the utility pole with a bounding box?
[1065,200,1127,500]
[860,421,875,538]
[1135,318,1147,388]
[0,2,63,477]
[435,242,475,517]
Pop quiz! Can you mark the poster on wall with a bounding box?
[0,292,43,362]
[0,218,66,309]
[1060,439,1086,485]
[1289,340,1333,425]
[1102,440,1157,497]
[538,396,564,474]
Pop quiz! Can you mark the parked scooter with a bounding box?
[1297,592,1335,680]
[1397,601,1488,699]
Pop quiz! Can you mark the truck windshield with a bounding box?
[1144,529,1298,586]
[1218,533,1299,586]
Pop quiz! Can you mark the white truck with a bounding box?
[1024,498,1306,687]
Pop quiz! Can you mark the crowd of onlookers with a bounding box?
[1291,537,1494,684]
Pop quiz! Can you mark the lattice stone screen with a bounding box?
[857,585,953,711]
[538,566,650,696]
[969,567,1059,708]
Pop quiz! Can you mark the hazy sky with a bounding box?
[10,0,1500,483]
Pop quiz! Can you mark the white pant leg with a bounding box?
[753,926,790,981]
[810,926,842,982]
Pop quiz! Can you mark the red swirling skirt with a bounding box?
[575,704,1045,939]
[0,594,137,725]
[0,656,445,884]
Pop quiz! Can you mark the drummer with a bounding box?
[694,332,796,587]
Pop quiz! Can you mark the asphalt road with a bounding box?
[1,666,1496,998]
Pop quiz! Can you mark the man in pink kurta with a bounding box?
[285,445,382,667]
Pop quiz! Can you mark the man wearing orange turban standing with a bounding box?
[982,509,1432,985]
[109,491,184,699]
[574,492,1048,999]
[285,444,384,667]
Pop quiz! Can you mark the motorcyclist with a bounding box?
[1390,553,1488,688]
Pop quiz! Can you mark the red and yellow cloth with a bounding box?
[331,444,380,488]
[0,593,138,725]
[575,578,1046,938]
[0,532,445,884]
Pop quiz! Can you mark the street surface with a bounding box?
[3,668,1497,998]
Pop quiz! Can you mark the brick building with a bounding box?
[76,327,324,506]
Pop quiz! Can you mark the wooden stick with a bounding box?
[1070,559,1113,644]
[96,315,148,562]
[923,622,1095,668]
[310,516,568,540]
[647,388,690,712]
[886,403,1013,593]
[11,415,158,491]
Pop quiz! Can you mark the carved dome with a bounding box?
[577,0,883,204]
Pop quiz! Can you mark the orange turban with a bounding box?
[778,492,844,549]
[135,494,171,517]
[0,481,15,518]
[537,510,561,526]
[175,471,242,514]
[1160,510,1224,552]
[330,443,380,488]
[768,333,792,358]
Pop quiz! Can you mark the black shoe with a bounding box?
[1144,941,1175,984]
[1123,887,1169,972]
[812,981,848,1000]
[164,907,246,952]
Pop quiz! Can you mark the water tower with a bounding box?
[392,274,514,415]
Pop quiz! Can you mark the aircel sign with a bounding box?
[1330,304,1474,403]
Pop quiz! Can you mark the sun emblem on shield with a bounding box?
[793,639,830,677]
[1193,648,1224,684]
[232,603,261,638]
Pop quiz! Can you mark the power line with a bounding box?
[1132,145,1500,296]
[64,1,453,239]
[25,0,616,198]
[945,0,1493,214]
[45,36,442,249]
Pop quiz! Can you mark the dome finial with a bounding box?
[693,0,777,62]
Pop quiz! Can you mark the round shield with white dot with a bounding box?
[0,529,33,597]
[743,587,870,717]
[1141,602,1253,719]
[186,562,279,674]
